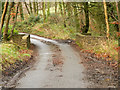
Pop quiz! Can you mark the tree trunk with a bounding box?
[19,2,24,20]
[73,3,80,32]
[55,2,57,14]
[63,2,66,27]
[24,2,30,15]
[83,2,89,33]
[33,1,36,14]
[66,2,71,18]
[0,1,8,33]
[47,2,50,20]
[116,2,120,32]
[103,0,110,38]
[42,2,46,23]
[36,2,39,15]
[63,2,66,15]
[117,2,120,89]
[59,2,63,16]
[3,2,14,40]
[29,0,33,14]
[9,2,20,38]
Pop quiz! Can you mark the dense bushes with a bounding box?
[47,13,60,24]
[0,43,32,76]
[1,25,18,40]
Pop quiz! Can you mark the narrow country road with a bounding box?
[16,34,89,88]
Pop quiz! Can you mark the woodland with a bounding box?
[0,0,120,88]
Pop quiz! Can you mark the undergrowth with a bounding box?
[76,39,118,61]
[16,14,76,40]
[0,43,33,75]
[15,14,118,61]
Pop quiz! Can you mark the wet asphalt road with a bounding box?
[16,34,88,88]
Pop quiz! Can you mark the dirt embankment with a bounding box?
[2,44,38,88]
[71,42,118,88]
[16,36,88,88]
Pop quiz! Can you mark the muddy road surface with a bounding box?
[16,34,89,88]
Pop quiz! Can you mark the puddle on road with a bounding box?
[39,53,54,55]
[17,33,88,88]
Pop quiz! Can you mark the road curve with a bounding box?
[16,34,89,88]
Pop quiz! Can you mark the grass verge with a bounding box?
[0,43,33,76]
[76,39,118,61]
